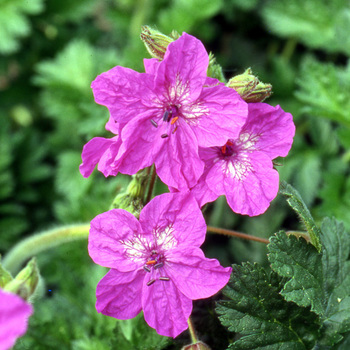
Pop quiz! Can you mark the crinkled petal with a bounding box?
[79,136,120,178]
[165,247,231,299]
[154,33,208,101]
[194,84,248,147]
[243,103,295,159]
[190,172,219,208]
[96,269,143,319]
[207,152,279,216]
[0,289,33,350]
[142,277,192,338]
[155,120,204,190]
[91,66,155,125]
[139,192,207,248]
[143,58,160,75]
[113,112,162,175]
[89,209,144,271]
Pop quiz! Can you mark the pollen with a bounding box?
[146,260,157,266]
[171,116,178,125]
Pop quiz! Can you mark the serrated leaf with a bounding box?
[262,0,350,55]
[216,262,320,349]
[280,182,322,252]
[0,0,44,54]
[317,218,350,346]
[268,232,324,315]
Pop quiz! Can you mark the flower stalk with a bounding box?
[2,224,90,274]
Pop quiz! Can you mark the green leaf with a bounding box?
[295,56,350,127]
[261,0,350,55]
[268,232,324,315]
[111,313,170,350]
[317,218,350,345]
[216,262,320,349]
[0,0,44,54]
[279,182,322,252]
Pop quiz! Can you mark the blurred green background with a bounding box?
[1,0,349,348]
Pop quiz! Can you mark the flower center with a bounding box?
[221,140,236,157]
[143,249,170,286]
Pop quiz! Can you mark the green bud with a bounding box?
[227,68,272,103]
[182,341,211,350]
[3,258,39,300]
[207,53,226,82]
[140,25,179,60]
[0,256,13,288]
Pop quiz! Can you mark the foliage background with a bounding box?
[1,0,349,349]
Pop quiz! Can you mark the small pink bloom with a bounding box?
[191,103,295,216]
[88,192,231,337]
[81,33,247,190]
[0,289,33,350]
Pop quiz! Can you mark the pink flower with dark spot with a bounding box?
[80,33,247,190]
[0,289,33,350]
[190,103,295,216]
[88,192,231,337]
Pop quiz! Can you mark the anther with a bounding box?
[150,119,158,128]
[162,111,170,122]
[146,260,157,266]
[143,266,151,273]
[154,262,164,269]
[170,116,178,125]
[159,277,170,281]
[147,279,156,286]
[161,133,169,138]
[172,126,178,134]
[221,145,227,154]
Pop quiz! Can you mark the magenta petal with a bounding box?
[190,172,219,208]
[139,192,207,248]
[79,136,120,177]
[96,269,143,319]
[194,84,248,147]
[143,58,160,75]
[142,278,192,338]
[91,66,155,125]
[89,209,143,271]
[243,103,295,159]
[155,33,208,100]
[207,152,279,216]
[165,247,231,300]
[0,289,33,350]
[155,121,204,190]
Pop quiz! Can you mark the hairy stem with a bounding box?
[3,224,90,274]
[207,225,270,244]
[145,164,157,204]
[187,317,198,343]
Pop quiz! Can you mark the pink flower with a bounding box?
[0,289,33,350]
[88,192,232,337]
[80,33,247,190]
[191,103,295,216]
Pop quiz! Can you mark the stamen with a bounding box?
[162,111,170,122]
[172,126,178,134]
[161,134,169,138]
[227,140,234,146]
[146,260,157,266]
[170,116,178,125]
[154,262,164,269]
[221,145,227,154]
[150,119,158,128]
[143,266,151,273]
[147,279,156,286]
[159,277,170,281]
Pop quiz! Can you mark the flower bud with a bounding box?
[3,258,39,300]
[207,53,225,82]
[0,257,13,288]
[181,341,211,350]
[140,26,179,60]
[227,68,272,102]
